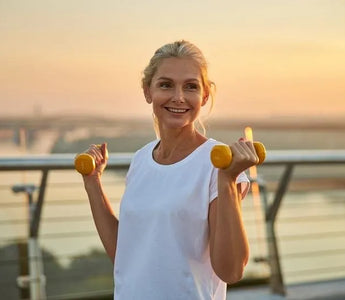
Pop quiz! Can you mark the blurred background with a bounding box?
[0,0,344,299]
[1,0,344,121]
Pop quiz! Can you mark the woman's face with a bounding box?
[145,57,207,131]
[145,58,207,129]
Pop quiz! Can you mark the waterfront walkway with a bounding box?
[227,278,345,300]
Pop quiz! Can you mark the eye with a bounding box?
[159,81,172,89]
[185,83,199,91]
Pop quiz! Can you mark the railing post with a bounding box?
[12,169,48,300]
[17,242,30,299]
[265,218,285,295]
[263,164,294,296]
[27,237,46,300]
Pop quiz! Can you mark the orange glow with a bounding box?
[245,127,265,260]
[245,127,257,179]
[1,1,344,118]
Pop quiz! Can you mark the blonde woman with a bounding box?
[82,40,258,300]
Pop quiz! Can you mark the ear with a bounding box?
[144,86,152,104]
[202,92,209,106]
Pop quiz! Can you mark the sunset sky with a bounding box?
[1,0,344,120]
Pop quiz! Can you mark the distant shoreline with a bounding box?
[1,114,345,130]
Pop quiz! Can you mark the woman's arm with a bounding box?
[82,144,119,263]
[208,181,249,284]
[208,139,258,284]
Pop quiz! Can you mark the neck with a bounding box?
[154,125,207,163]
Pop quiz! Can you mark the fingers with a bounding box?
[86,143,108,166]
[231,138,259,165]
[218,138,260,180]
[100,143,109,163]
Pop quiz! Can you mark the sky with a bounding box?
[1,0,344,120]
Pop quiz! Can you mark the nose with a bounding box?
[172,86,185,103]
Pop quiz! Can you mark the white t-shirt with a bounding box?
[114,138,249,300]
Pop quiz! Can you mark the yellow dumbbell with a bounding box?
[74,144,108,175]
[210,142,266,169]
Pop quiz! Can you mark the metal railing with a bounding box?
[252,150,345,295]
[1,150,345,299]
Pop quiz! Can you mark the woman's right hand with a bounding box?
[82,143,108,181]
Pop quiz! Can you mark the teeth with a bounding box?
[167,108,188,113]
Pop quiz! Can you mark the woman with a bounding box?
[82,40,259,300]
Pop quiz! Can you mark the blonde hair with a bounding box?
[142,40,216,137]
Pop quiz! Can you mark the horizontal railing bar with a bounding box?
[42,180,124,188]
[284,265,345,276]
[0,197,122,207]
[244,214,344,225]
[0,273,113,285]
[1,211,343,226]
[252,249,345,262]
[0,153,133,171]
[247,231,345,243]
[271,199,344,207]
[1,150,345,171]
[3,230,344,245]
[0,252,108,265]
[264,150,345,165]
[278,231,345,241]
[39,197,122,205]
[2,247,344,267]
[0,215,92,225]
[0,202,25,208]
[1,231,96,243]
[276,214,345,223]
[283,248,345,259]
[0,195,335,208]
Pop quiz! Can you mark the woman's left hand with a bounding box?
[220,138,259,180]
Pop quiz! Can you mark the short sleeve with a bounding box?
[209,170,250,203]
[236,172,250,199]
[209,167,218,203]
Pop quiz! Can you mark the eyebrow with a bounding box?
[156,76,200,82]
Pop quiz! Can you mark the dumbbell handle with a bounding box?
[210,142,266,169]
[74,144,108,175]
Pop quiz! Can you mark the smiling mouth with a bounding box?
[165,107,189,113]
